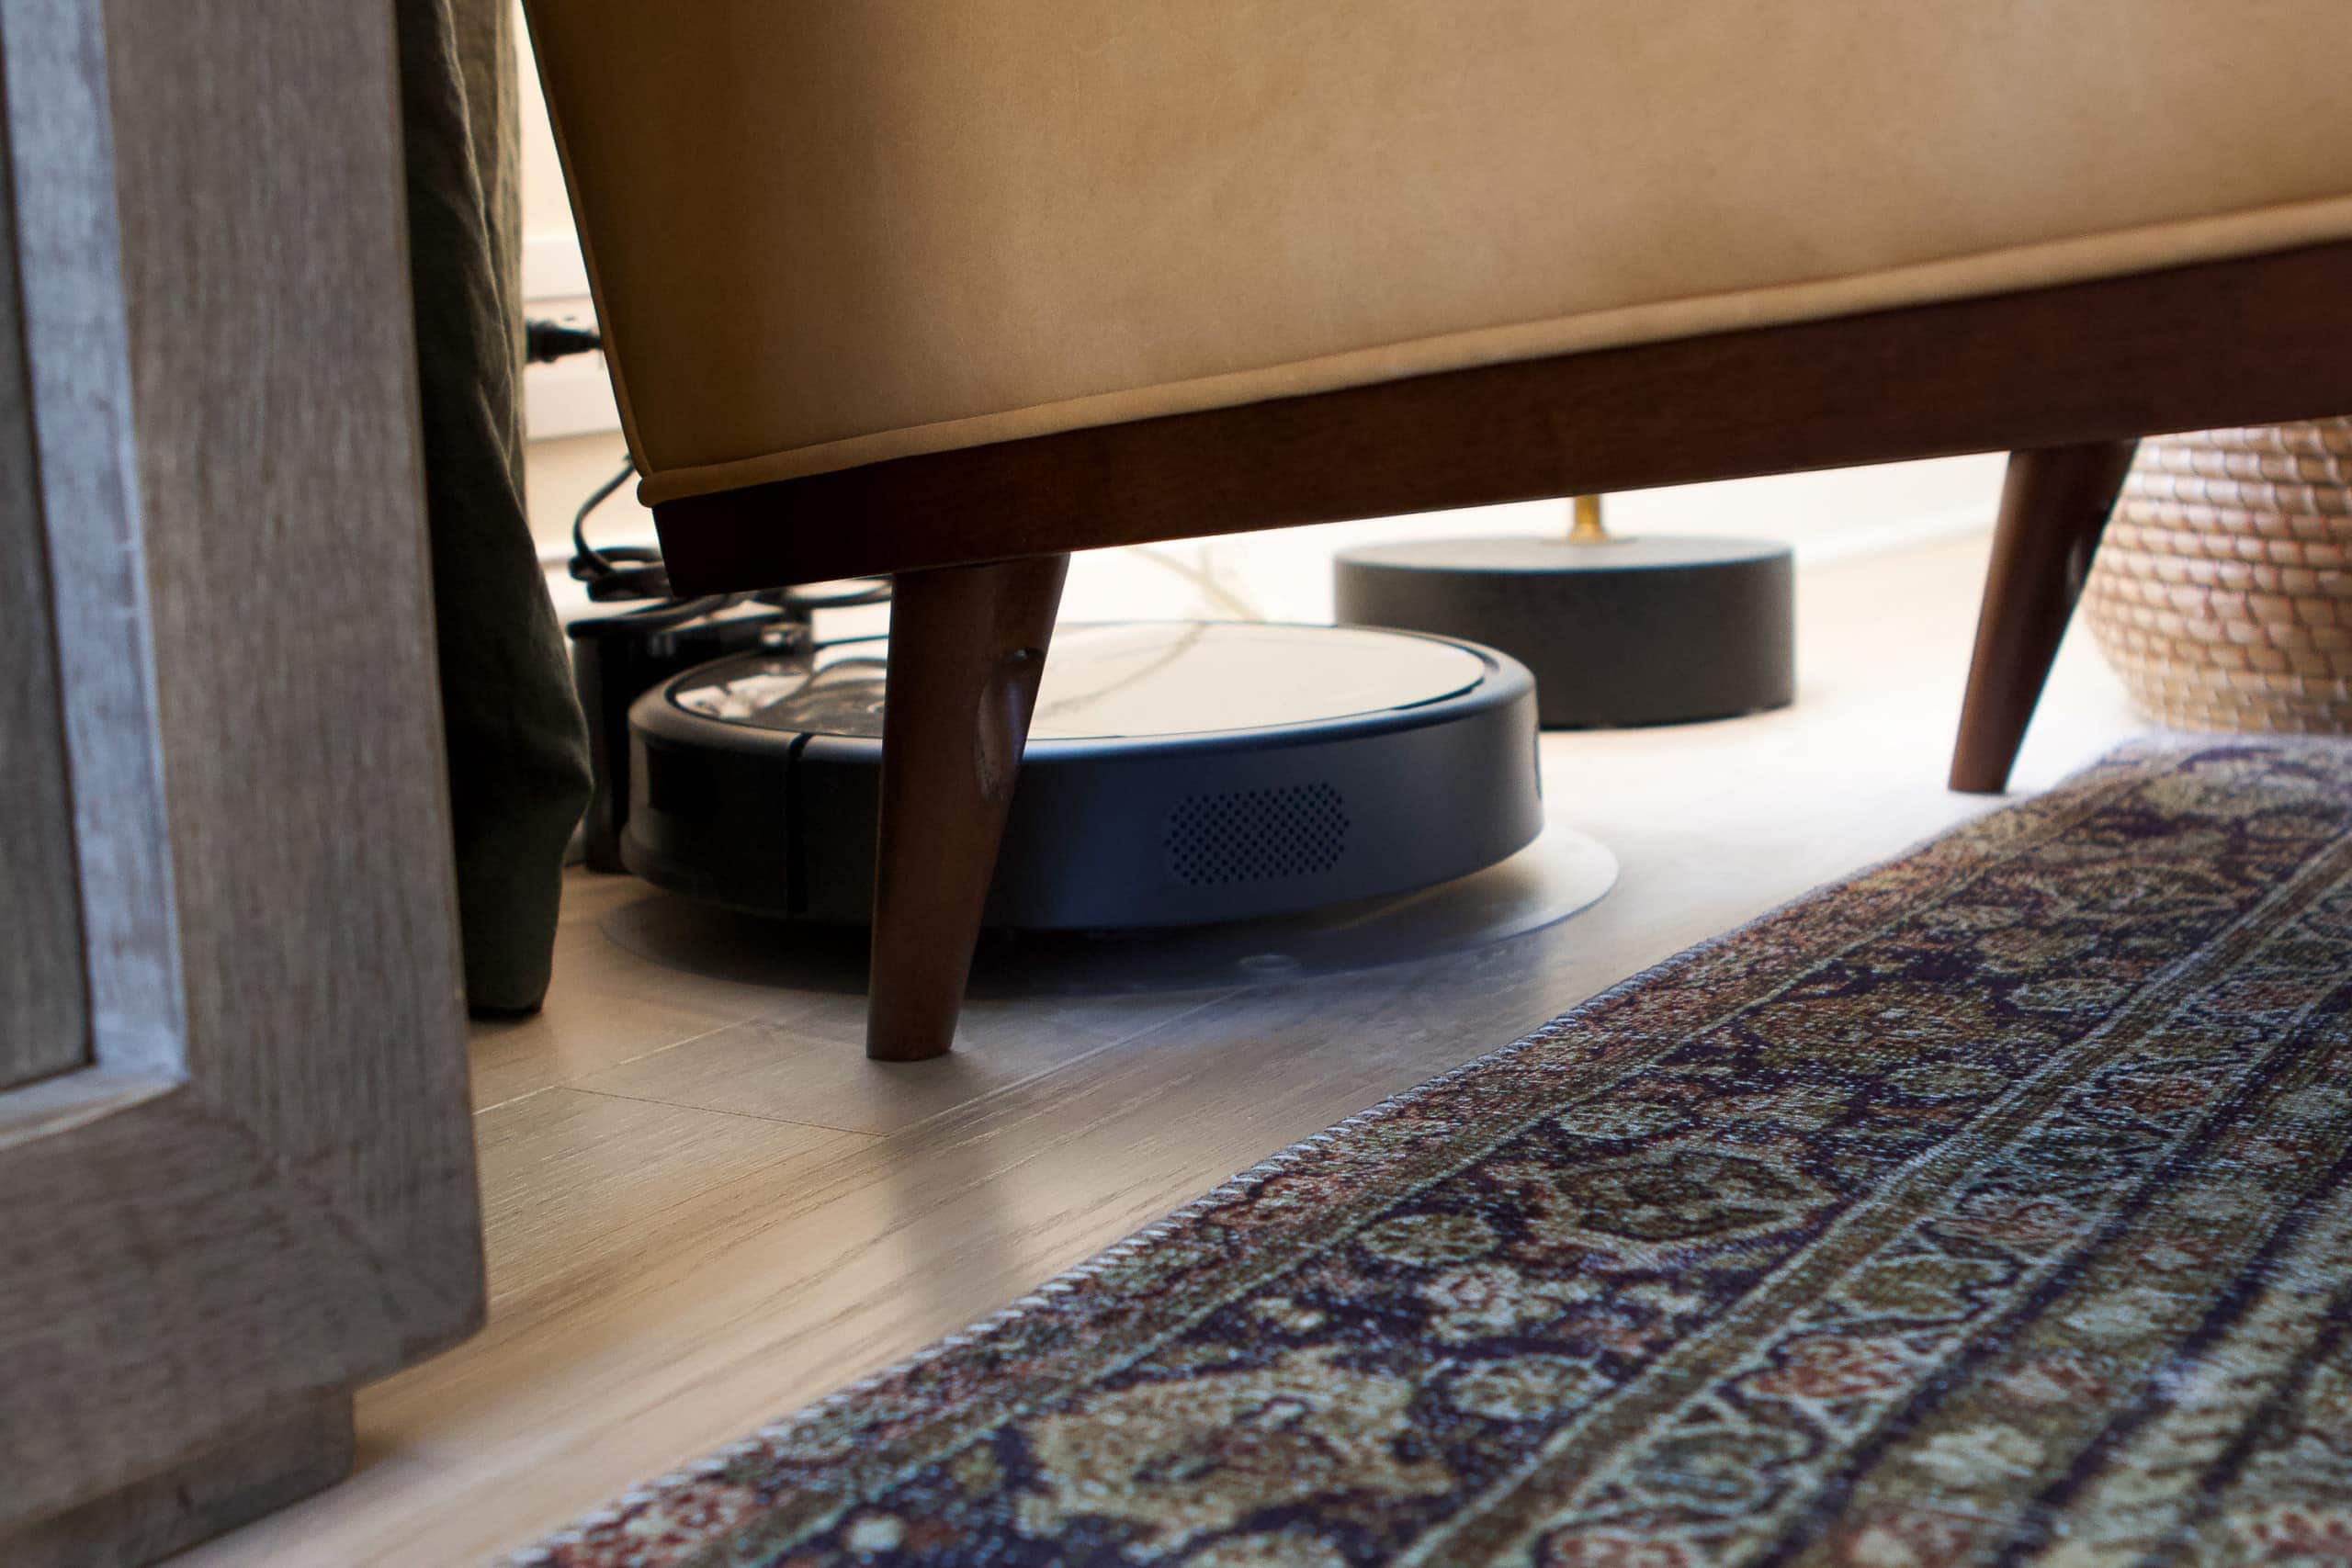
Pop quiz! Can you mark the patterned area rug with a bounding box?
[518,740,2352,1568]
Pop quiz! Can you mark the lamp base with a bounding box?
[1334,535,1794,728]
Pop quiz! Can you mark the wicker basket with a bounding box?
[2082,419,2352,733]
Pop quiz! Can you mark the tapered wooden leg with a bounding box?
[867,554,1069,1061]
[1950,441,2138,795]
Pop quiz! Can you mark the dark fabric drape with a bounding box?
[395,0,591,1015]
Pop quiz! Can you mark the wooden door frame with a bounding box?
[0,0,481,1559]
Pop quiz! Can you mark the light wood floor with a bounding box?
[186,532,2142,1565]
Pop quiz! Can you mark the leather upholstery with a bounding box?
[523,2,2352,507]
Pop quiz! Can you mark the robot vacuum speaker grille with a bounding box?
[1165,783,1351,887]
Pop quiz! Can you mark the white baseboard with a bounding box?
[519,278,619,439]
[1792,502,1995,567]
[522,231,590,303]
[525,349,621,440]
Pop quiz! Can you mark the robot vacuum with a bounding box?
[621,621,1544,930]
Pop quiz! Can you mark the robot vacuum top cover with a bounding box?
[625,622,1543,931]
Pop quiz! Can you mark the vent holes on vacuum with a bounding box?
[1164,783,1350,886]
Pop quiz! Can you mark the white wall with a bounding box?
[515,8,610,440]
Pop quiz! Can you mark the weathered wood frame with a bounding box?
[0,0,481,1561]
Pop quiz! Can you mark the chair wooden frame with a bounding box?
[648,242,2352,1061]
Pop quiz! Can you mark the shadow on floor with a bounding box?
[597,825,1619,1000]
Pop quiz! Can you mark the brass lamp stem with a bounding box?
[1567,493,1609,544]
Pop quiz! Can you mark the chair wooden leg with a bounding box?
[1950,441,2138,795]
[867,554,1069,1061]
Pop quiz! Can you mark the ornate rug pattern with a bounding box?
[518,740,2352,1567]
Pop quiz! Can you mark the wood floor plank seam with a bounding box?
[569,990,1245,1144]
[563,1086,890,1142]
[471,1019,752,1117]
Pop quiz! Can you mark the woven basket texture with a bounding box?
[2083,418,2352,734]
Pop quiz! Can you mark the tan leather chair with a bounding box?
[525,1,2352,1061]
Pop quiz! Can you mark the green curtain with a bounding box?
[395,0,592,1015]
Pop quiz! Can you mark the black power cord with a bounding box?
[568,456,697,614]
[531,316,896,868]
[525,318,605,365]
